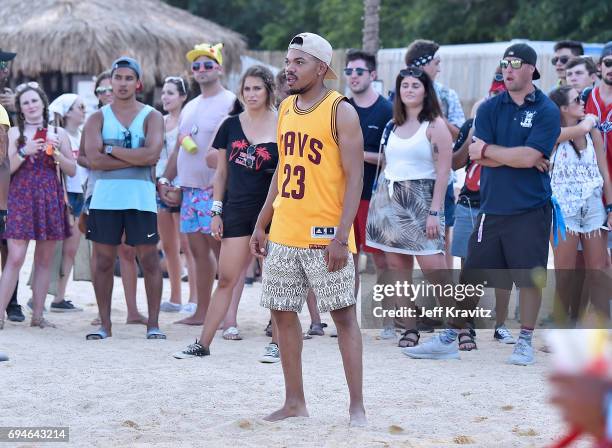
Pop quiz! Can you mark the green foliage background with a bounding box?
[165,0,611,49]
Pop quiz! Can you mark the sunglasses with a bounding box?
[494,73,504,82]
[164,76,186,94]
[602,59,612,68]
[245,144,257,169]
[0,61,8,71]
[500,59,524,70]
[16,81,40,93]
[399,67,424,78]
[95,86,112,95]
[123,129,132,149]
[551,56,570,66]
[192,61,215,72]
[343,68,371,76]
[569,95,581,105]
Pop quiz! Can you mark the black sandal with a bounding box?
[458,331,477,351]
[398,329,420,348]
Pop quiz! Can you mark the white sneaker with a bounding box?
[181,302,197,314]
[160,301,182,312]
[259,343,280,363]
[507,339,534,365]
[402,334,460,360]
[378,327,396,340]
[494,325,516,344]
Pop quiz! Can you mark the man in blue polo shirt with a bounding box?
[403,43,560,365]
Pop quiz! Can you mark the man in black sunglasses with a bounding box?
[0,48,16,115]
[460,43,560,366]
[552,40,584,87]
[343,50,391,307]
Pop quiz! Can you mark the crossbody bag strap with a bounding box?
[372,119,395,193]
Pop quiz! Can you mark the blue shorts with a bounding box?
[180,187,213,234]
[444,183,456,227]
[451,203,479,258]
[67,192,84,218]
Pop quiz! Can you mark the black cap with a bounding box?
[0,49,17,62]
[503,43,540,80]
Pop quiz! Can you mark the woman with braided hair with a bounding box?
[0,82,75,329]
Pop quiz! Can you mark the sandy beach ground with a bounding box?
[1,247,581,447]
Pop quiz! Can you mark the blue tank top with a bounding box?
[90,104,157,212]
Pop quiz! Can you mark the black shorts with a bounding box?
[86,209,159,246]
[222,205,267,239]
[462,202,552,289]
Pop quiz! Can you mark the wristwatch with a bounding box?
[428,210,439,216]
[606,203,612,214]
[104,145,113,155]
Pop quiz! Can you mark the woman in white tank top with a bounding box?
[366,66,454,348]
[157,77,198,314]
[548,86,612,320]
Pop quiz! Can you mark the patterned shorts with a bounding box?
[261,242,356,313]
[180,187,213,234]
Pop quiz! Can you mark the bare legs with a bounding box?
[53,221,81,303]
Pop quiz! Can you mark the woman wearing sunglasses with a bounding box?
[548,86,612,321]
[157,76,198,314]
[174,65,278,358]
[0,82,76,329]
[366,66,456,350]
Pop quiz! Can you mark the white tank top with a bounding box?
[384,121,436,181]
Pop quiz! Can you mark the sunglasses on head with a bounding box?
[551,56,570,66]
[602,59,612,68]
[500,59,524,70]
[95,86,112,95]
[164,76,186,94]
[399,67,424,78]
[192,61,215,72]
[343,68,371,76]
[16,81,40,93]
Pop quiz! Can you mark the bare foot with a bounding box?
[349,405,367,427]
[263,404,309,422]
[126,313,148,325]
[174,315,204,326]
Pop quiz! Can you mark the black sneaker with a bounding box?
[6,303,25,322]
[50,300,83,313]
[173,340,210,359]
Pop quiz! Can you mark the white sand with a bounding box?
[0,248,576,447]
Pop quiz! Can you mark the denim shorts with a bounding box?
[451,203,479,258]
[564,190,606,236]
[67,192,84,218]
[444,183,456,227]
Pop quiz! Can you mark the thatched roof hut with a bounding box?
[0,0,246,88]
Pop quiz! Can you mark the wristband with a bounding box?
[332,237,348,247]
[157,177,170,186]
[428,210,439,216]
[606,204,612,214]
[17,147,26,160]
[481,143,489,158]
[210,210,222,217]
[211,200,223,214]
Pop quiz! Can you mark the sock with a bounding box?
[518,327,534,345]
[439,328,458,344]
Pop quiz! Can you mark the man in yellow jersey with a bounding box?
[250,32,366,426]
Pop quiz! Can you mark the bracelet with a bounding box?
[17,147,26,160]
[157,177,170,186]
[210,210,222,217]
[428,210,439,216]
[606,204,612,214]
[332,237,348,247]
[211,200,223,214]
[481,143,489,158]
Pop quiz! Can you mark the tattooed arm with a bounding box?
[426,118,452,239]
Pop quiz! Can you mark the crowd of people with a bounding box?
[0,33,611,431]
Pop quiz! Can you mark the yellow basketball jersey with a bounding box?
[269,90,356,252]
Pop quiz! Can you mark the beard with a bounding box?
[288,86,306,95]
[603,76,612,86]
[349,84,369,95]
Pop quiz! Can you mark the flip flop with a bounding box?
[86,328,110,340]
[222,326,242,340]
[146,328,167,340]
